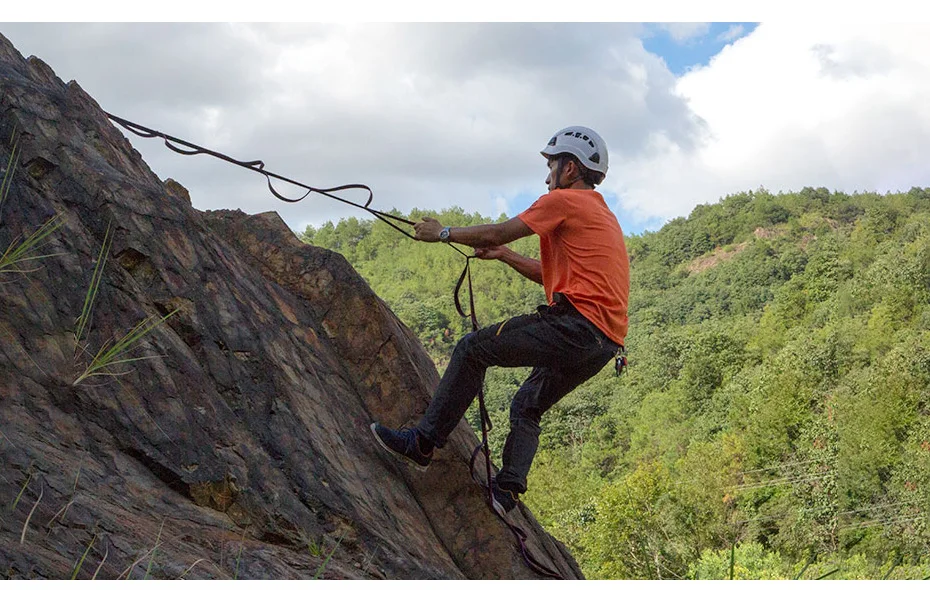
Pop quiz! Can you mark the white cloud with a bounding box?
[716,24,745,43]
[0,23,703,232]
[4,22,930,238]
[658,23,711,43]
[615,22,930,225]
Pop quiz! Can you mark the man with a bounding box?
[371,126,629,517]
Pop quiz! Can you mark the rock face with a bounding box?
[0,34,582,580]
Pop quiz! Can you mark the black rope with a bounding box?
[105,112,416,237]
[105,112,561,578]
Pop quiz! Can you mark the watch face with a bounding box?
[440,228,450,241]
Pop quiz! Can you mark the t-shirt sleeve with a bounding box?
[517,191,568,236]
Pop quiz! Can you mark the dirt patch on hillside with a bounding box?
[687,241,749,275]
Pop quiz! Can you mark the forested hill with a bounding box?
[302,187,930,580]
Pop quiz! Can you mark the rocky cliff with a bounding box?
[0,33,582,579]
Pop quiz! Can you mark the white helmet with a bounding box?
[540,125,609,177]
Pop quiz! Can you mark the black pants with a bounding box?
[416,296,618,494]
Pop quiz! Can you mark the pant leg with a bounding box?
[496,346,615,494]
[416,308,609,448]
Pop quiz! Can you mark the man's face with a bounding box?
[545,157,560,191]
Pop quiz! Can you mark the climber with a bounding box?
[371,126,629,517]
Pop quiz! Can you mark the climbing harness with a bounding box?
[615,345,628,377]
[104,112,562,578]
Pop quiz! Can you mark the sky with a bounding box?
[3,10,930,236]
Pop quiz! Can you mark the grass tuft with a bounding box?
[313,533,344,580]
[10,471,33,512]
[71,533,97,579]
[74,221,112,344]
[143,518,166,580]
[0,215,63,275]
[72,308,179,385]
[0,133,21,221]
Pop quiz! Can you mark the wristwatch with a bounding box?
[439,227,452,243]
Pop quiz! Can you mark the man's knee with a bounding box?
[451,331,478,360]
[509,400,542,429]
[453,330,496,367]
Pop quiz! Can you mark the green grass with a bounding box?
[72,308,179,386]
[9,471,33,512]
[143,519,165,579]
[0,133,61,274]
[70,533,97,579]
[307,537,323,558]
[233,526,247,580]
[74,222,112,344]
[0,215,63,275]
[313,533,344,580]
[72,220,180,386]
[0,133,21,221]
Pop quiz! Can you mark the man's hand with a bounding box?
[414,217,443,242]
[473,246,508,260]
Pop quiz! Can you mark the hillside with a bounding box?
[0,33,580,579]
[302,186,930,579]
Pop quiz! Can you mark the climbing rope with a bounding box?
[105,112,563,579]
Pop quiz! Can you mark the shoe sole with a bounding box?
[477,480,515,518]
[369,423,429,472]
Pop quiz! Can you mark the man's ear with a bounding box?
[565,158,582,181]
[568,159,580,177]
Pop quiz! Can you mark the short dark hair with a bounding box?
[557,154,606,187]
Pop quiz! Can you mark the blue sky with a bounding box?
[642,23,759,76]
[503,23,760,236]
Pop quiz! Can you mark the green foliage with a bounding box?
[689,542,791,579]
[304,187,930,579]
[580,462,681,579]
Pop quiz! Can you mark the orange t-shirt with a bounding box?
[517,189,630,346]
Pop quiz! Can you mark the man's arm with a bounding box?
[476,246,543,285]
[414,216,533,248]
[414,216,542,283]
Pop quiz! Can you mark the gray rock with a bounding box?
[0,33,582,579]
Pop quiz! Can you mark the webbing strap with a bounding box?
[458,296,565,580]
[453,255,479,332]
[468,445,564,579]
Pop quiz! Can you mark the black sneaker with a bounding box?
[370,423,432,472]
[490,478,519,516]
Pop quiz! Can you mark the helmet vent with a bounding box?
[547,136,557,146]
[589,153,600,164]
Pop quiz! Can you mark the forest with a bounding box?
[301,186,930,579]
